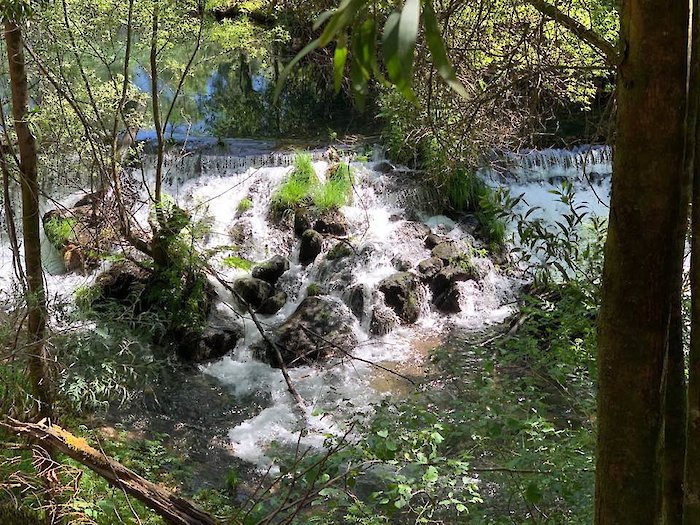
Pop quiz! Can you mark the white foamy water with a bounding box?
[0,143,612,469]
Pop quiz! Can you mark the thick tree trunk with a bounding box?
[4,20,52,417]
[594,0,690,522]
[5,419,219,525]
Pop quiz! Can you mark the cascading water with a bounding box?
[0,141,613,470]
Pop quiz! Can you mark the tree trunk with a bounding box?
[594,0,690,522]
[4,20,52,417]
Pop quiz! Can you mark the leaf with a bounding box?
[525,482,543,504]
[274,38,320,102]
[313,9,335,30]
[319,0,367,47]
[423,0,469,99]
[333,34,348,92]
[350,55,369,110]
[382,3,419,103]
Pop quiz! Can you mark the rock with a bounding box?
[233,277,274,310]
[185,326,241,362]
[327,241,353,260]
[299,229,323,266]
[392,257,412,271]
[314,210,349,236]
[424,233,445,249]
[252,255,290,285]
[378,272,420,324]
[294,208,313,237]
[63,244,86,274]
[345,284,366,320]
[228,219,253,246]
[94,261,151,306]
[431,266,475,294]
[431,241,463,263]
[430,266,475,314]
[417,257,444,279]
[254,297,357,367]
[370,304,399,335]
[373,160,395,173]
[256,291,287,315]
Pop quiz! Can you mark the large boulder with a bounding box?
[177,326,242,362]
[378,272,420,324]
[344,284,367,320]
[254,296,357,367]
[252,255,290,285]
[233,277,274,310]
[299,229,323,266]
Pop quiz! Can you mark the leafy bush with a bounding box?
[44,216,76,249]
[223,255,254,271]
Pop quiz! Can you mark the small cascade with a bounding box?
[0,141,614,470]
[480,144,612,183]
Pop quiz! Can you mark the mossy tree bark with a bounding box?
[4,19,52,418]
[595,0,690,522]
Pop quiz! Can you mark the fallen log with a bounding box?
[3,418,219,525]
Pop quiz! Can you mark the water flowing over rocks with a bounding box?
[253,296,358,367]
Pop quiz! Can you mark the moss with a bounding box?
[327,241,353,260]
[223,255,254,271]
[237,198,253,213]
[306,283,323,296]
[44,216,76,250]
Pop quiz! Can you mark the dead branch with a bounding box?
[3,418,218,525]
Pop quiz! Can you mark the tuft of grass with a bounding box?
[312,162,353,211]
[237,198,253,214]
[223,256,254,271]
[271,152,319,213]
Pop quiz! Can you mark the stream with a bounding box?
[0,141,612,471]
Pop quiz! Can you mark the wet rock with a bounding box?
[417,257,444,280]
[294,208,313,237]
[256,291,288,315]
[373,160,395,173]
[327,241,353,260]
[63,244,86,274]
[378,272,420,324]
[392,257,412,271]
[233,277,274,310]
[424,233,445,249]
[314,210,349,236]
[433,286,462,314]
[430,266,476,314]
[94,261,151,306]
[306,283,325,296]
[396,221,431,240]
[299,229,323,266]
[345,284,367,320]
[252,255,290,285]
[228,219,253,246]
[254,296,357,367]
[431,241,462,263]
[370,304,399,335]
[183,326,242,362]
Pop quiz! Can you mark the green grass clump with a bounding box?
[312,162,353,211]
[223,256,254,271]
[237,198,253,213]
[271,152,319,213]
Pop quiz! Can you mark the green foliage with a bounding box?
[223,255,254,270]
[312,162,354,211]
[44,216,76,249]
[271,152,319,213]
[306,283,323,296]
[237,197,253,214]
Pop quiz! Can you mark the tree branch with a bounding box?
[524,0,619,66]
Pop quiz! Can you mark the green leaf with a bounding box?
[525,482,543,504]
[334,34,349,92]
[273,38,321,102]
[382,7,418,103]
[423,0,469,99]
[319,0,367,47]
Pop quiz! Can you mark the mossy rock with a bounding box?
[327,241,353,260]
